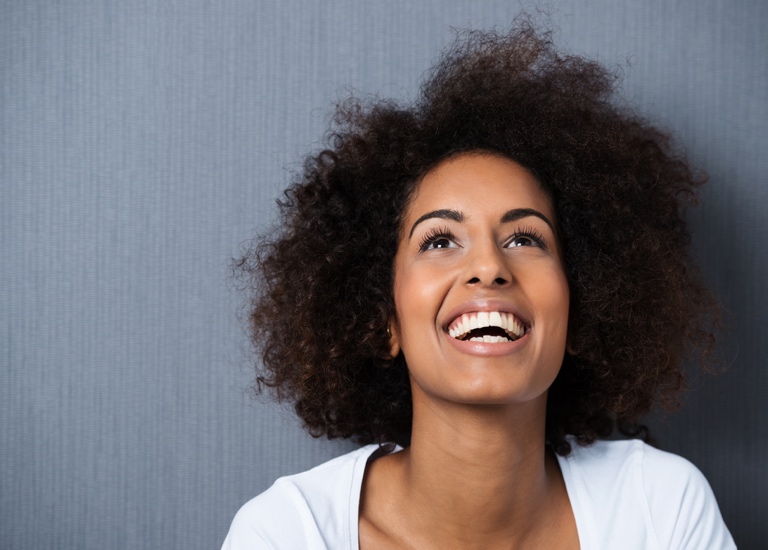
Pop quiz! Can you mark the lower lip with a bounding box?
[446,331,530,356]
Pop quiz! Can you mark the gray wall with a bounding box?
[2,1,765,548]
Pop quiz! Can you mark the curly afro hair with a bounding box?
[236,23,718,455]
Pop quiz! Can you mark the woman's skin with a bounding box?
[358,152,579,549]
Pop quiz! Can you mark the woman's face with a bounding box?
[391,152,569,408]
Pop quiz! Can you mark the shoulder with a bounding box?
[559,439,735,549]
[221,445,380,550]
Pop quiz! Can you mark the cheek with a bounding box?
[528,265,570,337]
[394,271,431,341]
[393,262,453,350]
[547,271,570,316]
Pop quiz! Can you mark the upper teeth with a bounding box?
[447,311,525,341]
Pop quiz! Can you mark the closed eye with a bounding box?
[418,227,459,251]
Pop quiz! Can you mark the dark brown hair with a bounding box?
[236,23,717,455]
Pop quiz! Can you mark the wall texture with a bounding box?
[2,1,765,548]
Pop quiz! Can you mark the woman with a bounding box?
[224,24,735,549]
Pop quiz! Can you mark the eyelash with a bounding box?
[507,225,548,250]
[418,226,455,251]
[417,225,549,251]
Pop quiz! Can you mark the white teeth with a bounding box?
[469,314,478,331]
[447,311,526,341]
[476,311,490,328]
[489,311,502,327]
[469,335,510,343]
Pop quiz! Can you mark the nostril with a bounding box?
[468,277,481,284]
[494,277,507,285]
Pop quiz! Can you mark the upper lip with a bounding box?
[442,299,530,334]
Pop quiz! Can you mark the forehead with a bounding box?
[403,153,554,224]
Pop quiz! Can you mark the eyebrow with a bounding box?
[408,209,464,238]
[408,207,554,239]
[500,208,555,231]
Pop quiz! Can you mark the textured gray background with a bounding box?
[2,1,766,548]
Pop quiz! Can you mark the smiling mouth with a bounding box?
[447,311,527,343]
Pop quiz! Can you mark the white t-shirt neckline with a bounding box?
[346,443,584,549]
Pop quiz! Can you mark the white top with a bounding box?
[222,439,735,549]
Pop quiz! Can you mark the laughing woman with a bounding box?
[224,25,735,549]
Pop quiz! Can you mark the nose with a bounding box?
[464,242,513,287]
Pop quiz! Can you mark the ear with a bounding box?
[566,331,577,356]
[388,320,401,358]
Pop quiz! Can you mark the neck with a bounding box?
[418,399,550,515]
[382,392,565,548]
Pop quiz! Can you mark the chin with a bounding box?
[416,375,551,408]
